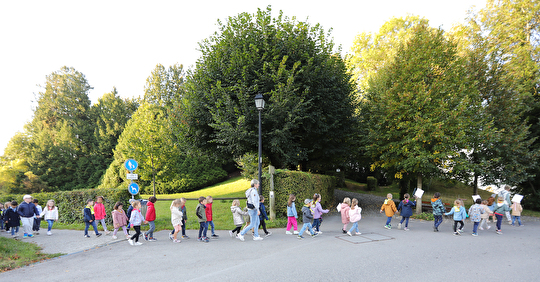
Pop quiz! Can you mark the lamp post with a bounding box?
[255,93,265,195]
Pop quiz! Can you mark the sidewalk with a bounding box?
[2,214,540,281]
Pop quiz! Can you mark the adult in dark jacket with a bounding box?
[397,193,416,231]
[18,195,39,238]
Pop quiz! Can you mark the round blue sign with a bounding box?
[124,159,138,171]
[128,183,140,195]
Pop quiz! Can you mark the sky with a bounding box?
[0,0,486,154]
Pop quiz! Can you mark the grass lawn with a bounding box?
[141,176,250,199]
[0,237,62,272]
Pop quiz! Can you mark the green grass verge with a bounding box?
[0,237,63,272]
[141,176,250,199]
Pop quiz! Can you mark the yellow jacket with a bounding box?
[381,199,397,217]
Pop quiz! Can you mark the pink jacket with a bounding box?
[337,203,350,224]
[112,209,128,228]
[348,206,362,223]
[94,202,106,220]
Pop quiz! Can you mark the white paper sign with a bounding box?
[472,195,481,202]
[414,188,424,198]
[511,194,524,203]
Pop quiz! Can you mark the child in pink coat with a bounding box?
[94,196,110,235]
[337,197,351,234]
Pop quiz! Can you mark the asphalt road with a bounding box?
[1,214,539,281]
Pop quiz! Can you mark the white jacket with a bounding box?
[348,206,362,223]
[171,208,183,226]
[40,206,58,221]
[231,205,247,226]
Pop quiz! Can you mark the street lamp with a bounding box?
[255,93,265,195]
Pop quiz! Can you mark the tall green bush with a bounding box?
[259,170,338,219]
[0,188,136,225]
[367,176,378,191]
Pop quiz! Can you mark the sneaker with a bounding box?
[497,230,503,235]
[236,234,245,241]
[229,231,234,238]
[27,234,34,238]
[311,232,319,237]
[112,235,118,239]
[342,229,347,233]
[347,231,352,236]
[472,233,478,236]
[398,223,402,230]
[47,231,52,236]
[173,239,181,243]
[511,224,515,226]
[128,239,134,245]
[182,235,190,239]
[487,226,491,230]
[384,225,391,230]
[453,232,460,236]
[203,237,210,243]
[149,238,157,242]
[126,235,131,240]
[135,242,143,245]
[479,227,484,231]
[169,233,173,241]
[404,227,409,231]
[458,229,463,233]
[293,231,299,235]
[297,235,304,239]
[317,231,323,235]
[23,234,28,239]
[105,231,111,235]
[253,236,263,241]
[144,234,149,241]
[211,234,219,238]
[96,233,102,237]
[285,231,292,235]
[265,231,272,237]
[84,235,91,238]
[435,227,439,232]
[356,232,362,235]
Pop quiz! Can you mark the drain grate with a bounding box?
[336,232,395,244]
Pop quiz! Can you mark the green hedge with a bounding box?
[260,170,338,220]
[0,188,137,225]
[367,176,378,191]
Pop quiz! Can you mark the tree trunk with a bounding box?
[473,173,478,195]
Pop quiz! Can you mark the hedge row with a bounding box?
[0,188,137,225]
[260,170,338,218]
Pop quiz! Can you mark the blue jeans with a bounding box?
[207,220,215,235]
[385,217,392,226]
[349,221,360,233]
[495,214,503,230]
[145,221,155,238]
[512,216,522,226]
[299,222,314,236]
[240,208,260,237]
[47,219,55,231]
[85,221,99,235]
[313,218,322,232]
[198,222,208,239]
[473,221,479,233]
[0,219,4,230]
[434,215,443,228]
[400,217,410,227]
[11,226,19,236]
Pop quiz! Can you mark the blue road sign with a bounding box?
[128,183,140,195]
[124,159,138,171]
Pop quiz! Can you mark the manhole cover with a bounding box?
[336,232,394,244]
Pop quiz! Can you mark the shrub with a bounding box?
[366,176,378,191]
[0,188,136,225]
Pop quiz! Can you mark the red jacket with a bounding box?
[94,202,106,220]
[145,201,156,221]
[205,202,213,221]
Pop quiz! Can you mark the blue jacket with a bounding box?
[397,200,416,217]
[83,206,95,222]
[287,202,298,218]
[445,206,467,221]
[259,202,269,221]
[18,201,38,218]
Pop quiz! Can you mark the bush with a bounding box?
[259,170,338,220]
[367,176,378,191]
[0,188,136,225]
[410,212,434,221]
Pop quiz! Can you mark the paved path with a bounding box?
[1,214,539,281]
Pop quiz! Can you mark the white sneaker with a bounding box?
[135,242,143,245]
[347,231,352,236]
[293,231,299,235]
[479,227,484,231]
[356,232,362,235]
[112,235,117,239]
[229,230,233,238]
[285,231,292,235]
[398,223,402,230]
[253,236,263,241]
[105,231,111,235]
[128,239,134,246]
[47,231,52,236]
[236,234,245,241]
[487,226,491,230]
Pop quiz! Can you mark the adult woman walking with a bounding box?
[236,179,263,241]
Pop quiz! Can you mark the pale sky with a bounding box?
[0,0,486,154]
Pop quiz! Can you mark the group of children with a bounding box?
[1,195,59,238]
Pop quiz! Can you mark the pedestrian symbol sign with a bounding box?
[124,159,138,171]
[128,183,140,195]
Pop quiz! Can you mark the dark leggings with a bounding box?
[130,226,141,242]
[231,226,241,234]
[259,219,268,234]
[453,220,464,232]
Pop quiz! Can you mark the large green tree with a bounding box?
[180,7,357,171]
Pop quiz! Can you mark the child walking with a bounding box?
[286,194,299,235]
[493,197,511,234]
[196,196,209,242]
[510,200,523,226]
[205,196,219,238]
[94,196,110,235]
[83,199,102,238]
[380,194,397,229]
[431,192,445,232]
[40,200,58,236]
[128,200,147,245]
[3,202,12,233]
[111,202,129,240]
[32,199,42,235]
[144,196,157,242]
[479,200,492,231]
[337,197,351,233]
[468,198,484,236]
[171,199,183,243]
[397,193,416,231]
[312,193,329,234]
[445,199,467,235]
[297,199,318,239]
[348,198,362,236]
[229,199,247,237]
[5,201,20,238]
[259,196,271,237]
